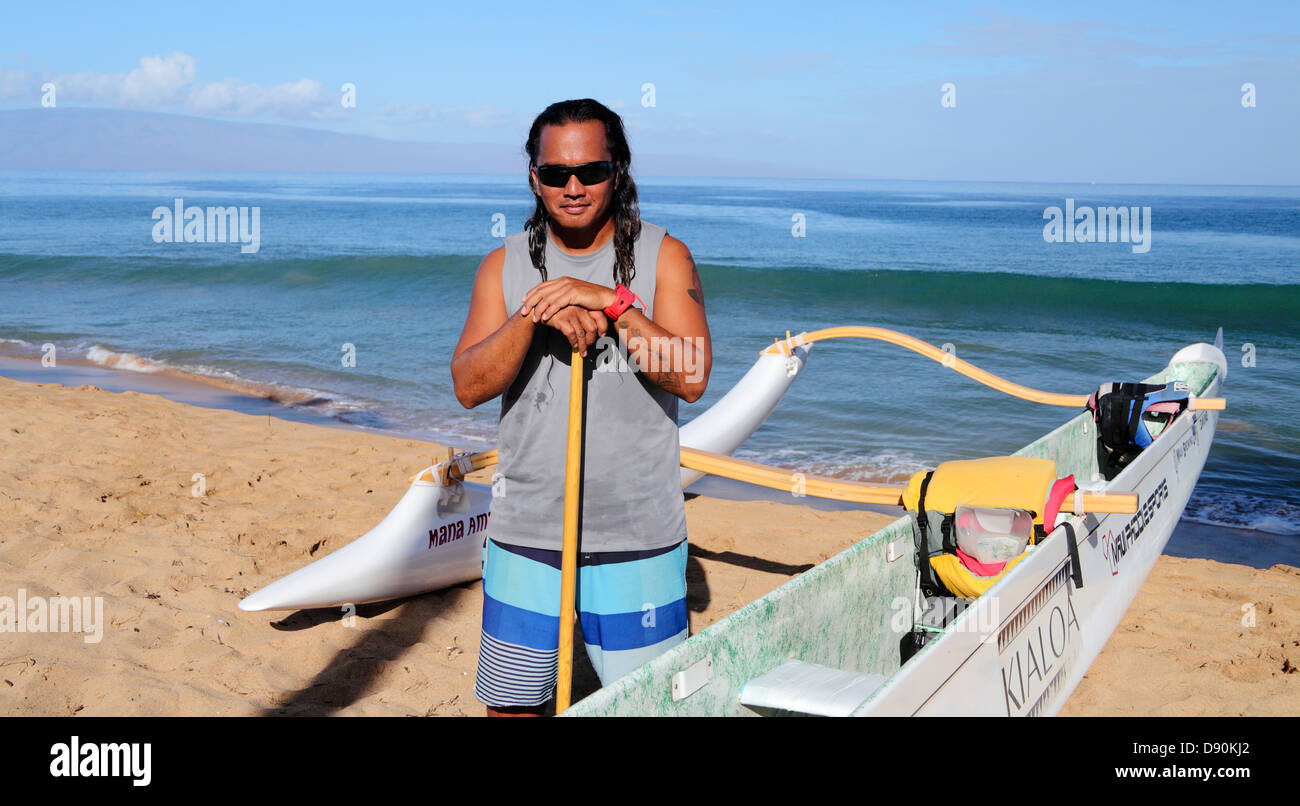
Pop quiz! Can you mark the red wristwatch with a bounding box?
[603,283,643,320]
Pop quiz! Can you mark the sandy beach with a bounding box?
[1,371,1296,716]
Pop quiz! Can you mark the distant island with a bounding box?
[0,108,793,177]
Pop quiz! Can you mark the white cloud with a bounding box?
[3,51,343,121]
[57,51,196,107]
[188,77,343,120]
[121,52,197,106]
[2,52,523,131]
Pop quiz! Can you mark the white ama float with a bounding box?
[238,343,813,612]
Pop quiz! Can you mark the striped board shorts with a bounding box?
[474,537,689,709]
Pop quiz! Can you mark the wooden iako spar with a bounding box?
[423,442,1138,515]
[676,447,1138,515]
[761,327,1225,411]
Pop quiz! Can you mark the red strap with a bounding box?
[603,283,643,320]
[954,546,1009,578]
[1043,475,1076,533]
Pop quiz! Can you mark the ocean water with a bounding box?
[1,170,1296,541]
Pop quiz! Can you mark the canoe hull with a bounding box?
[861,368,1220,715]
[562,343,1223,716]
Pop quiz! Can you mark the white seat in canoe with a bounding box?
[740,660,887,717]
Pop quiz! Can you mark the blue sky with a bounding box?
[3,1,1298,182]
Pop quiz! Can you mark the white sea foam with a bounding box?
[1183,494,1300,536]
[84,345,165,373]
[79,345,379,422]
[1182,513,1300,536]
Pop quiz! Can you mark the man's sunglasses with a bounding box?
[535,161,617,188]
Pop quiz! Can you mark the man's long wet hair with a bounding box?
[524,99,641,286]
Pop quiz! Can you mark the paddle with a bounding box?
[556,349,584,713]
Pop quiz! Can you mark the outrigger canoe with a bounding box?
[562,331,1226,716]
[238,342,814,612]
[241,325,1225,719]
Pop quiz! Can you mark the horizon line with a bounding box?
[3,167,1299,190]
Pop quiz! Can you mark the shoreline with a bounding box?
[0,354,441,445]
[2,354,1292,538]
[0,368,1295,716]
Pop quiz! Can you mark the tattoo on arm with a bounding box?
[617,321,687,394]
[651,336,685,393]
[686,265,704,306]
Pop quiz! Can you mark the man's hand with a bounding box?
[522,277,617,323]
[546,305,609,356]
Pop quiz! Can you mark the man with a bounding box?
[451,99,711,716]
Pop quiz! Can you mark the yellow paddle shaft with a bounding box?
[763,327,1225,410]
[556,350,584,713]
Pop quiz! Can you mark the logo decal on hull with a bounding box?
[429,512,489,549]
[1099,478,1168,577]
[998,564,1081,717]
[1174,415,1205,474]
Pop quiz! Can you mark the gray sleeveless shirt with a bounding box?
[489,221,688,553]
